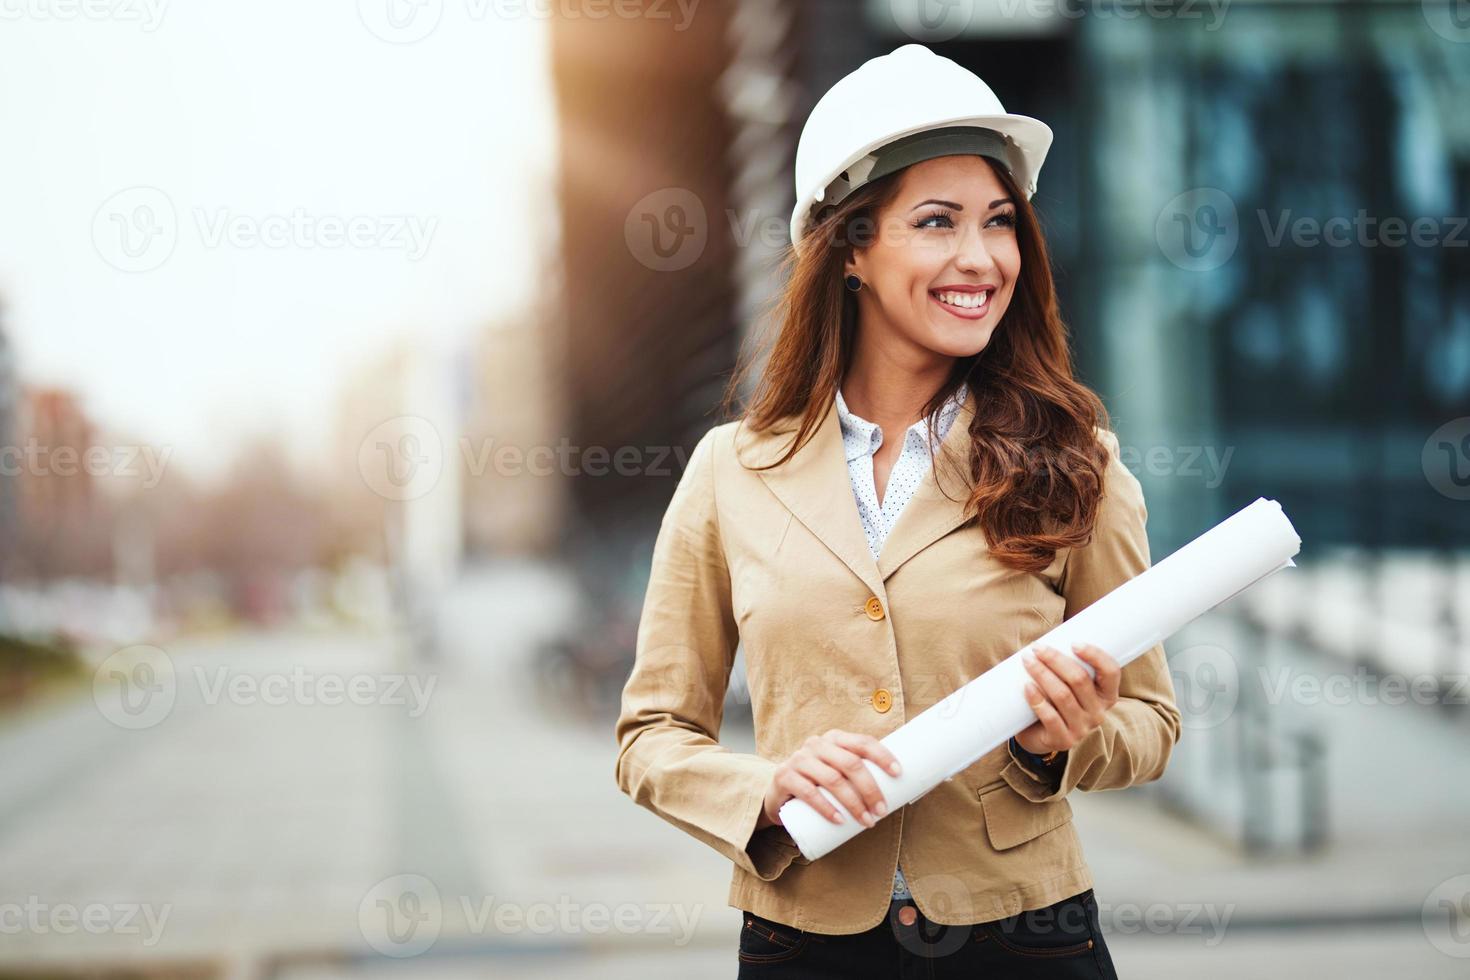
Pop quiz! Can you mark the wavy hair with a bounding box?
[717,157,1112,573]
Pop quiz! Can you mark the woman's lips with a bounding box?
[930,288,993,319]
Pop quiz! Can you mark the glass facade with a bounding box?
[1076,4,1469,552]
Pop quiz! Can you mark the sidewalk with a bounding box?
[408,559,1469,977]
[0,558,1462,978]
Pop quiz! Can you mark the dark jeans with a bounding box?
[737,888,1118,979]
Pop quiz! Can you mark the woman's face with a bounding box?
[845,155,1020,360]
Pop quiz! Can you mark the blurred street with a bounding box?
[0,559,1465,978]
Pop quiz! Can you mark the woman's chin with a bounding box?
[925,313,996,356]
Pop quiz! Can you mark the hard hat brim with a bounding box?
[790,112,1053,250]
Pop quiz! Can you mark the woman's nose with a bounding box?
[953,224,999,276]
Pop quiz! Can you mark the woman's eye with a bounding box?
[914,209,1015,231]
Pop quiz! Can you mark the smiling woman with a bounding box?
[741,93,1115,579]
[616,42,1181,980]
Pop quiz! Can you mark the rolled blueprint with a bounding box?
[779,496,1302,861]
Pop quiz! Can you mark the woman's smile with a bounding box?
[929,284,997,320]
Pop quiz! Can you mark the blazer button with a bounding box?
[871,688,893,713]
[864,596,885,621]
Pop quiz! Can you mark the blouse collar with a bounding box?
[834,381,969,463]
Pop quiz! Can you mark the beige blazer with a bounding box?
[614,386,1181,935]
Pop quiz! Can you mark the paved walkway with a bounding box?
[0,558,1464,978]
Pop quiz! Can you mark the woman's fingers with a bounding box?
[1022,643,1124,750]
[786,774,845,825]
[794,748,872,826]
[810,739,886,826]
[775,750,846,825]
[1024,650,1085,737]
[1033,645,1101,716]
[777,730,903,828]
[827,730,898,812]
[1073,643,1122,703]
[833,730,902,778]
[1023,681,1071,749]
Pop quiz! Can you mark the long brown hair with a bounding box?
[717,156,1113,573]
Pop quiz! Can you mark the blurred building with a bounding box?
[461,312,564,558]
[7,386,110,583]
[332,338,467,654]
[548,0,749,544]
[1071,1,1470,555]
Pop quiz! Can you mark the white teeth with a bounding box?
[935,290,990,309]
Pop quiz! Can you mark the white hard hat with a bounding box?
[789,43,1053,249]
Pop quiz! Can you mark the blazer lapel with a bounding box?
[736,395,885,598]
[733,386,979,596]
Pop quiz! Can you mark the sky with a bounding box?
[0,0,558,483]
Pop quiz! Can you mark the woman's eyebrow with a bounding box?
[908,197,1014,212]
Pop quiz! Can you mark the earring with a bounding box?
[845,274,863,292]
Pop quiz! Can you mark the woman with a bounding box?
[615,44,1181,977]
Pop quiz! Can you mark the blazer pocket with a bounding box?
[980,784,1073,851]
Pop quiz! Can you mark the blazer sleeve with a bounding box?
[613,425,806,881]
[1001,428,1184,804]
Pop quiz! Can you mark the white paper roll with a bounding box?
[779,496,1302,861]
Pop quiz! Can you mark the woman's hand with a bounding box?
[756,729,902,831]
[1014,643,1121,756]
